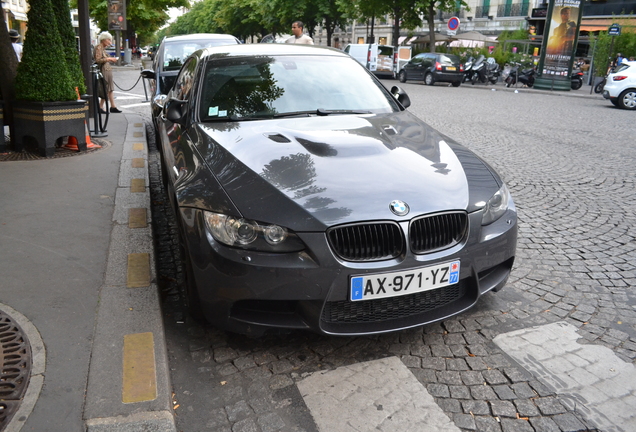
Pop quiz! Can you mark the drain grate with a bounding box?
[1,136,110,162]
[0,310,32,431]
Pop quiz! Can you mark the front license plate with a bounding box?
[350,261,460,301]
[446,66,456,71]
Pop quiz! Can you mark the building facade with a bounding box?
[313,0,635,48]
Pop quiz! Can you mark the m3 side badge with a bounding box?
[389,200,409,216]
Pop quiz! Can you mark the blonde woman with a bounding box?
[93,31,122,113]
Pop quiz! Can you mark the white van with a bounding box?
[344,44,396,78]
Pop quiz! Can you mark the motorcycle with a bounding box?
[463,56,476,82]
[594,66,615,94]
[504,62,536,88]
[571,70,583,90]
[471,56,499,85]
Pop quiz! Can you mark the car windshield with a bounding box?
[199,55,399,121]
[163,38,238,71]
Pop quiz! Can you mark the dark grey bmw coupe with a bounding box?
[154,43,517,336]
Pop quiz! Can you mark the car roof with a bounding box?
[164,33,239,43]
[198,43,348,59]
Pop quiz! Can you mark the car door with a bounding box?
[405,54,426,80]
[422,54,435,76]
[160,55,199,189]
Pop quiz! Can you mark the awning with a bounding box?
[580,18,636,32]
[10,11,28,21]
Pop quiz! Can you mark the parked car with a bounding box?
[344,43,397,78]
[154,44,517,336]
[602,61,636,110]
[140,33,241,128]
[260,34,292,43]
[398,53,464,86]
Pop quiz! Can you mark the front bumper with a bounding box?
[180,207,517,336]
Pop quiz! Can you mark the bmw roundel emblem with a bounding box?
[389,200,410,216]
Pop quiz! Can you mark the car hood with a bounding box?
[194,111,497,230]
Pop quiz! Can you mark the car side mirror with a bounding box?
[140,69,156,79]
[390,86,411,109]
[165,99,187,125]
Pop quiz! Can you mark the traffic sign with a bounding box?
[447,17,460,32]
[608,24,621,36]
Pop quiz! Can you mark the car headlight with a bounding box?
[203,211,305,252]
[481,184,511,225]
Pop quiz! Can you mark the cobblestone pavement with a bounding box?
[139,77,636,432]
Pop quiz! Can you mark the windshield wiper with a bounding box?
[316,109,372,116]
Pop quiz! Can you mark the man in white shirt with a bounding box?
[286,21,314,45]
[9,29,22,61]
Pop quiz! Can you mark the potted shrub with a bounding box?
[12,0,88,157]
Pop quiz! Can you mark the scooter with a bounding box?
[571,70,583,90]
[463,56,476,82]
[471,56,499,85]
[504,63,536,88]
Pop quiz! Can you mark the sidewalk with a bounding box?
[0,112,175,431]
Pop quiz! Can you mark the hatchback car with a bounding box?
[399,53,464,86]
[155,44,517,336]
[602,61,636,110]
[141,33,240,123]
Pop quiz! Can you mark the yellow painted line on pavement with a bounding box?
[133,131,143,137]
[127,253,150,287]
[130,178,145,193]
[131,158,145,168]
[134,123,143,128]
[132,142,144,151]
[122,332,157,403]
[128,208,147,229]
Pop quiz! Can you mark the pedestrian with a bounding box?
[616,53,625,66]
[9,29,22,61]
[93,31,122,113]
[286,21,314,45]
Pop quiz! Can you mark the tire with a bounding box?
[451,81,461,87]
[594,80,605,94]
[398,70,407,83]
[571,79,582,90]
[505,77,513,88]
[617,89,636,110]
[424,73,435,86]
[489,77,498,84]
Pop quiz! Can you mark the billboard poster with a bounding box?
[540,0,581,79]
[108,0,126,31]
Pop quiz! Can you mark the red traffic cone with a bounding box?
[63,136,80,151]
[85,121,101,149]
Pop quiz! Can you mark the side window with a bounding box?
[174,57,198,100]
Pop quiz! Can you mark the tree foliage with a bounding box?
[74,0,189,43]
[15,0,77,101]
[52,0,86,93]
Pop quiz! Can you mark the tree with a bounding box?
[15,0,77,101]
[75,0,188,43]
[52,0,87,94]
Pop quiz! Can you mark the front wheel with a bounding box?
[424,73,435,86]
[617,89,636,110]
[489,76,498,84]
[398,70,407,83]
[594,79,605,94]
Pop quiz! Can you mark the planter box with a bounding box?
[13,100,88,157]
